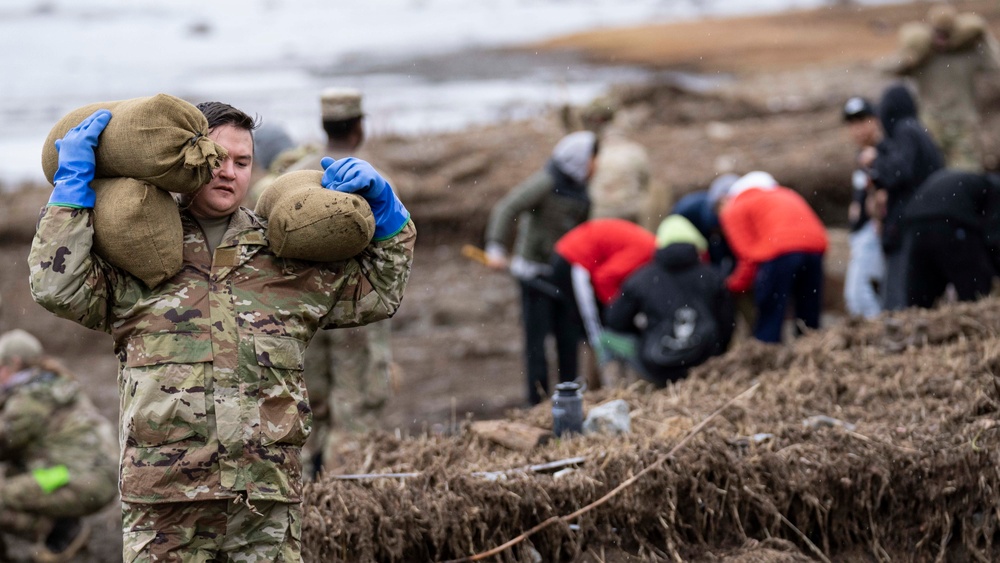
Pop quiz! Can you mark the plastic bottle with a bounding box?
[552,381,584,437]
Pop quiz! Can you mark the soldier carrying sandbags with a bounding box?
[879,5,1000,171]
[28,101,416,561]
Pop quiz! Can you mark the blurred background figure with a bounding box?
[718,172,827,343]
[604,214,733,386]
[900,169,1000,309]
[576,95,658,230]
[0,329,118,563]
[672,173,738,276]
[278,88,400,474]
[881,4,1000,171]
[485,130,598,406]
[548,218,656,387]
[841,96,886,319]
[862,83,944,311]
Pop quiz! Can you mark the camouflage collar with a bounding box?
[181,208,267,249]
[225,208,267,248]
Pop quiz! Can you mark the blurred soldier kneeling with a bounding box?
[0,329,118,563]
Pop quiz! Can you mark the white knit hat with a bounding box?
[727,171,779,200]
[551,131,597,184]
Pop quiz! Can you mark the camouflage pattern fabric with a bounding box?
[0,366,118,535]
[922,111,983,172]
[588,135,652,225]
[121,498,300,562]
[897,35,1000,171]
[28,205,416,504]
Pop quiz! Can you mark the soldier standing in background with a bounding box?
[882,4,1000,170]
[0,329,118,563]
[285,88,399,474]
[577,96,657,230]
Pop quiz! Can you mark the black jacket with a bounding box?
[904,169,1000,248]
[606,243,734,373]
[871,84,945,251]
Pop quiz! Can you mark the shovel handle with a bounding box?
[462,244,489,265]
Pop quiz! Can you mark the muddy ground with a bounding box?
[2,0,1000,560]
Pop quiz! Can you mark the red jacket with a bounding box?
[720,186,828,293]
[554,219,655,304]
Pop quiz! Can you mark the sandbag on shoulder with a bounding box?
[255,170,375,262]
[92,178,183,288]
[42,94,225,194]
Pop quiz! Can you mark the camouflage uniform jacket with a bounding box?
[0,366,117,483]
[28,205,416,504]
[588,135,651,223]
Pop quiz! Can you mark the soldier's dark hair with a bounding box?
[322,116,363,141]
[196,101,260,133]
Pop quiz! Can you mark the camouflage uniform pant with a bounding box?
[0,467,117,538]
[302,320,393,469]
[121,498,301,562]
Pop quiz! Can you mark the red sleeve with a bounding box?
[590,243,654,304]
[726,260,757,293]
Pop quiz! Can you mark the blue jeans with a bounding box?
[753,252,824,343]
[844,221,885,319]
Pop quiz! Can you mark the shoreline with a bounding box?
[536,0,999,73]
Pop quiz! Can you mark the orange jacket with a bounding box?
[554,219,656,304]
[720,187,828,292]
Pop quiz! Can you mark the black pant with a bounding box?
[904,220,998,308]
[520,278,582,405]
[548,254,605,330]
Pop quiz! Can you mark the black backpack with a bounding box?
[639,292,718,371]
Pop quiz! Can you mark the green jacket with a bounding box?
[29,206,416,504]
[485,167,591,265]
[0,366,117,491]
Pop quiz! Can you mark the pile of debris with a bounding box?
[303,297,1000,562]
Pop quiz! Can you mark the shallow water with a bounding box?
[0,0,910,186]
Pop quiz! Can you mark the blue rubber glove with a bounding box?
[49,109,112,208]
[321,156,410,240]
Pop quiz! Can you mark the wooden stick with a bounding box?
[330,456,588,481]
[441,382,760,563]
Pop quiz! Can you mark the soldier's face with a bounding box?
[189,124,254,219]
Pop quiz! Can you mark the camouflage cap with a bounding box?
[579,96,618,128]
[0,329,43,366]
[321,87,364,121]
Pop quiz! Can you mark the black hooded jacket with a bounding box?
[606,243,734,377]
[904,169,1000,252]
[870,84,945,251]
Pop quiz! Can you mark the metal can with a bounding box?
[552,381,584,437]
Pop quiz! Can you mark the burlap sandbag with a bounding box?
[92,178,183,288]
[255,170,375,262]
[41,94,225,194]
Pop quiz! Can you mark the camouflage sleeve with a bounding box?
[0,392,49,458]
[319,218,416,329]
[28,206,119,333]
